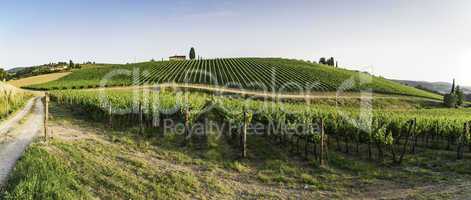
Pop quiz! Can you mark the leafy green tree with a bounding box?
[69,60,74,68]
[455,85,464,106]
[327,57,335,66]
[189,47,196,60]
[444,93,458,108]
[444,79,462,108]
[319,57,335,66]
[0,68,7,81]
[319,57,326,65]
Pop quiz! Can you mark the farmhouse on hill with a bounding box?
[169,55,186,61]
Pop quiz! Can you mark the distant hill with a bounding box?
[7,64,69,80]
[6,62,82,81]
[7,67,27,74]
[25,58,441,99]
[6,62,108,78]
[392,80,471,94]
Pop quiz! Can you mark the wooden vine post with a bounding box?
[319,118,325,166]
[5,91,10,118]
[241,110,248,158]
[457,121,469,159]
[469,121,471,153]
[156,113,161,128]
[44,92,49,141]
[465,121,469,158]
[184,106,190,145]
[411,119,419,154]
[108,104,112,128]
[139,101,143,135]
[304,126,309,158]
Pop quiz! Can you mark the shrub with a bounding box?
[444,93,458,108]
[456,86,465,106]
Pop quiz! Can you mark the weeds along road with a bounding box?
[0,96,43,186]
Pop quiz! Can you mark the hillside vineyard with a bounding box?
[26,58,440,99]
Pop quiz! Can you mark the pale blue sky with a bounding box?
[1,0,470,85]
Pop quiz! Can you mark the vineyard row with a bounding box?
[48,90,471,163]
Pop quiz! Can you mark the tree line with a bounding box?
[444,79,465,108]
[5,60,82,81]
[318,57,338,67]
[0,69,8,81]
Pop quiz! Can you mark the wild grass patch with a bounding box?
[0,143,92,200]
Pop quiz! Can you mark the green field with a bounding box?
[25,58,441,99]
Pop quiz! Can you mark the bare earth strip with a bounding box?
[87,83,441,101]
[0,97,44,186]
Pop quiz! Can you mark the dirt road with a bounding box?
[0,97,44,186]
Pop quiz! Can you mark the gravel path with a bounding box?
[0,97,36,135]
[0,97,43,186]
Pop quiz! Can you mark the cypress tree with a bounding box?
[451,79,455,94]
[189,47,196,60]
